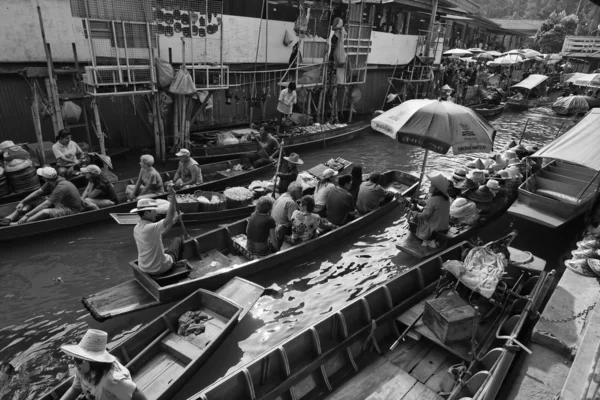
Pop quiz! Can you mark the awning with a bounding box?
[532,108,600,171]
[511,74,548,90]
[565,73,588,83]
[575,73,600,87]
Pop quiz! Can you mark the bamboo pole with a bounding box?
[44,78,59,135]
[91,99,106,155]
[151,96,161,160]
[155,95,166,160]
[31,81,45,166]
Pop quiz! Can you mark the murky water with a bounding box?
[0,107,579,399]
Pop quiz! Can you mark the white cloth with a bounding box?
[277,89,297,114]
[133,219,173,274]
[72,359,136,400]
[314,182,335,211]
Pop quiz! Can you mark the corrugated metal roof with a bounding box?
[488,19,543,32]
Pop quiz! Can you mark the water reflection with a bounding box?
[0,110,578,399]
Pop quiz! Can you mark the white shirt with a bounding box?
[52,141,82,167]
[133,219,173,274]
[314,182,335,211]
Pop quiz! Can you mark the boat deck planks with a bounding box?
[396,234,442,259]
[188,249,247,279]
[134,353,185,397]
[84,280,159,319]
[508,199,568,228]
[424,359,455,393]
[215,277,263,321]
[411,346,450,383]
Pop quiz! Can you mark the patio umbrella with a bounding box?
[486,50,502,57]
[473,52,494,60]
[371,99,496,190]
[488,57,518,66]
[502,50,521,55]
[467,48,485,54]
[520,49,542,57]
[443,49,473,57]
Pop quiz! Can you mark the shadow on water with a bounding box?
[0,109,583,399]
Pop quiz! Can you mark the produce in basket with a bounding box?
[211,195,221,204]
[172,194,198,203]
[224,187,253,201]
[197,196,210,204]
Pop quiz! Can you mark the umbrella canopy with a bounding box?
[502,50,522,55]
[486,50,502,57]
[548,53,562,60]
[473,52,494,60]
[488,56,520,66]
[371,99,496,155]
[574,73,600,87]
[520,49,542,57]
[467,48,485,54]
[444,49,472,56]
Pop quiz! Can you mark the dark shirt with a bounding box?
[91,176,119,204]
[356,181,391,214]
[246,213,276,243]
[256,135,279,159]
[41,177,82,211]
[326,186,355,226]
[277,163,299,194]
[349,180,361,204]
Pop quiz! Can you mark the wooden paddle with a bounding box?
[170,186,202,258]
[518,118,529,145]
[272,139,285,198]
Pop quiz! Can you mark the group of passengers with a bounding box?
[244,166,397,258]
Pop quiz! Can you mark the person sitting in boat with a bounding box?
[240,125,280,171]
[0,167,83,226]
[277,82,297,133]
[348,165,363,203]
[326,174,357,227]
[80,165,118,210]
[58,329,148,400]
[246,196,277,258]
[271,182,302,249]
[172,148,203,189]
[288,195,321,244]
[313,168,338,216]
[408,174,450,249]
[131,186,184,276]
[52,129,83,179]
[356,172,394,215]
[275,153,303,195]
[126,155,164,201]
[466,185,495,215]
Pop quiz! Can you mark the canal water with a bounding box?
[0,107,581,399]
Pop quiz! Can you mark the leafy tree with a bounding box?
[533,11,579,53]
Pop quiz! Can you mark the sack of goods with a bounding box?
[217,131,239,146]
[224,187,254,208]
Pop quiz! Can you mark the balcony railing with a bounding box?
[562,36,600,57]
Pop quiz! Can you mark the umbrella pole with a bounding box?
[416,149,429,197]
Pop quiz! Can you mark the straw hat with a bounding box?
[467,185,494,203]
[501,150,517,160]
[492,170,512,181]
[322,168,338,179]
[80,165,102,175]
[61,329,116,364]
[427,174,449,197]
[507,165,523,179]
[466,169,485,183]
[283,153,304,164]
[450,198,477,218]
[456,178,479,191]
[0,140,16,152]
[130,198,160,213]
[175,148,191,157]
[442,84,452,91]
[451,168,467,183]
[486,179,500,194]
[386,93,399,103]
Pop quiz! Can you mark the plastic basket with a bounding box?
[194,190,226,212]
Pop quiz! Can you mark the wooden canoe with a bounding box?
[188,122,368,163]
[190,241,552,400]
[41,277,264,400]
[505,98,537,110]
[0,159,272,242]
[82,170,420,321]
[0,174,88,205]
[469,102,506,117]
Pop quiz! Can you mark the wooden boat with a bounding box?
[505,74,549,111]
[41,277,263,400]
[508,159,600,228]
[0,173,87,205]
[468,102,506,117]
[82,170,420,321]
[190,241,553,400]
[188,122,368,163]
[108,157,354,226]
[0,158,272,242]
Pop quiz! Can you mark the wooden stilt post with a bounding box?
[31,81,45,166]
[152,96,161,160]
[341,86,347,121]
[155,95,166,161]
[91,99,106,155]
[44,78,59,135]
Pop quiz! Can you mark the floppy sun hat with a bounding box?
[61,329,116,364]
[283,153,304,164]
[80,165,102,175]
[130,198,159,213]
[175,148,191,157]
[322,168,338,179]
[427,174,449,197]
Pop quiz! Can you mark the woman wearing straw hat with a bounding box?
[59,329,148,400]
[408,174,450,248]
[275,153,303,195]
[313,168,338,216]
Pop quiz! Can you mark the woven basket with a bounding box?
[168,195,199,213]
[7,166,40,193]
[224,187,254,209]
[194,190,226,212]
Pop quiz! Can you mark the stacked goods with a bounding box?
[565,236,600,277]
[194,191,226,212]
[0,167,10,197]
[4,146,39,194]
[171,194,199,213]
[224,187,254,208]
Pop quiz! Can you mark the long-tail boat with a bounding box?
[40,277,264,400]
[82,170,420,322]
[0,158,272,241]
[189,241,553,400]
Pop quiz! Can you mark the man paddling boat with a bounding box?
[240,125,280,170]
[131,186,184,276]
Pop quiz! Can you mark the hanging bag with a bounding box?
[169,68,196,95]
[155,57,175,89]
[61,101,82,125]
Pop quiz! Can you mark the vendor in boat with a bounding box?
[126,155,164,201]
[58,329,148,400]
[277,82,297,133]
[326,174,357,227]
[52,129,83,179]
[288,195,321,244]
[246,196,277,258]
[356,172,394,215]
[408,174,450,249]
[240,125,280,171]
[313,168,338,216]
[271,182,302,249]
[0,167,83,226]
[131,186,184,276]
[275,153,303,195]
[80,165,119,210]
[172,148,203,189]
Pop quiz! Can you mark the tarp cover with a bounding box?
[532,108,600,171]
[512,74,548,90]
[371,99,496,155]
[552,95,589,115]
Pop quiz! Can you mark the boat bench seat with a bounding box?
[535,189,580,205]
[231,234,260,260]
[160,332,205,364]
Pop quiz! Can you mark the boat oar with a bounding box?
[271,139,285,198]
[171,187,202,258]
[554,121,565,139]
[518,118,529,145]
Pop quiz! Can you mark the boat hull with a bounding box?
[469,103,506,117]
[505,99,537,110]
[189,122,368,163]
[0,159,272,241]
[82,170,420,320]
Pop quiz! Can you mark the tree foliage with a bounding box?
[533,11,579,53]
